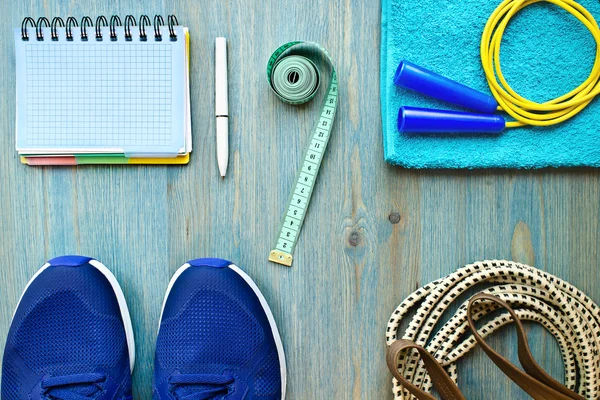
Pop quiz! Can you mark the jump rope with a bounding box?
[386,260,600,399]
[388,1,600,397]
[394,0,600,133]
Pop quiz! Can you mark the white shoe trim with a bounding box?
[158,262,287,399]
[13,262,52,319]
[157,262,191,331]
[88,259,136,373]
[228,264,287,400]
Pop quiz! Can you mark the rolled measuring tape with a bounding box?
[386,260,600,399]
[267,41,338,267]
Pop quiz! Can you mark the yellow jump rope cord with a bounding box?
[482,0,600,128]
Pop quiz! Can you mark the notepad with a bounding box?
[14,15,191,165]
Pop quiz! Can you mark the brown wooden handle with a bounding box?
[386,339,465,400]
[466,293,584,400]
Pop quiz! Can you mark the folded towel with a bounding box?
[380,0,600,168]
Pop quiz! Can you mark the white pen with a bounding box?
[215,37,229,179]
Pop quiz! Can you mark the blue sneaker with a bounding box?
[153,258,286,399]
[1,256,135,400]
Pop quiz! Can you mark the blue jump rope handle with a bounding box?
[399,106,505,134]
[394,60,499,114]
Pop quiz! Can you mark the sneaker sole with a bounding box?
[12,259,136,373]
[158,262,287,400]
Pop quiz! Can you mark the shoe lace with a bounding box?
[41,373,106,400]
[168,373,235,400]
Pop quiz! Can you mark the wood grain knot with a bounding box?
[511,220,535,266]
[389,212,401,224]
[348,230,361,247]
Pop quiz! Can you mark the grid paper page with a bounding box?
[15,26,186,155]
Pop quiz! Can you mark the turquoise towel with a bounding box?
[381,0,600,169]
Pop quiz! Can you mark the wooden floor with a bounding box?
[2,1,600,399]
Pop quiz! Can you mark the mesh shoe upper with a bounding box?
[1,256,133,400]
[153,258,284,400]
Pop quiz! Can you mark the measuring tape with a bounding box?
[267,41,338,267]
[386,260,600,399]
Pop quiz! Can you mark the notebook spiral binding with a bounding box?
[21,14,179,42]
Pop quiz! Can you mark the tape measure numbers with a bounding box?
[267,42,338,267]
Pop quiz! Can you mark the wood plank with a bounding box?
[1,1,599,399]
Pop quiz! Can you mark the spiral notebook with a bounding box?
[14,15,191,165]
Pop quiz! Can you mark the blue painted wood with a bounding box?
[1,1,600,399]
